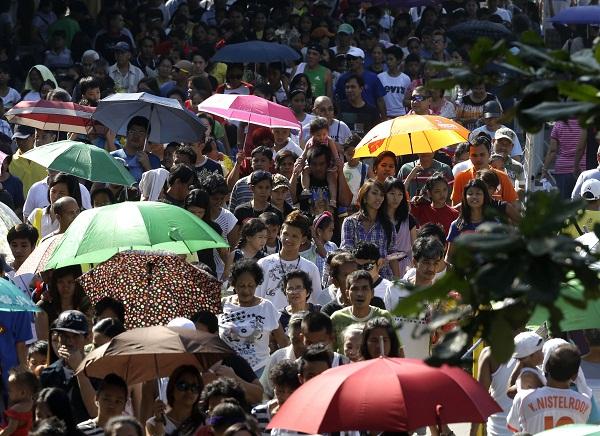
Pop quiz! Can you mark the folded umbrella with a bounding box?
[78,251,222,329]
[551,6,600,24]
[22,140,136,186]
[268,357,501,433]
[211,41,301,64]
[199,94,300,131]
[92,92,206,143]
[44,201,229,269]
[0,278,40,312]
[76,326,234,385]
[353,115,469,158]
[5,100,96,134]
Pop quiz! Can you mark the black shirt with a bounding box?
[195,158,223,184]
[234,202,282,224]
[337,101,381,135]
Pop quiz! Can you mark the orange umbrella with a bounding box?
[353,115,470,158]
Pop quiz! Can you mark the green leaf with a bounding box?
[521,101,598,126]
[474,260,520,300]
[520,30,544,47]
[558,81,600,102]
[488,313,515,363]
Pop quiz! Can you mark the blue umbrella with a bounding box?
[92,93,205,143]
[211,41,301,64]
[0,278,40,312]
[551,6,600,24]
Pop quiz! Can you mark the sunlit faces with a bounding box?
[428,180,449,207]
[232,272,258,305]
[465,185,485,209]
[374,157,396,181]
[348,277,374,309]
[280,223,305,253]
[365,183,384,210]
[251,179,272,204]
[385,187,404,210]
[469,144,490,170]
[285,276,309,307]
[366,327,392,358]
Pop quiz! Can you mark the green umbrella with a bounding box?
[22,140,136,186]
[529,278,600,331]
[535,424,600,435]
[0,278,40,312]
[45,201,229,269]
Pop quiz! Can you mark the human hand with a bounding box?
[152,398,167,425]
[235,151,245,166]
[136,151,151,171]
[58,346,84,370]
[213,364,236,379]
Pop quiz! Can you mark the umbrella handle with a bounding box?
[435,404,443,434]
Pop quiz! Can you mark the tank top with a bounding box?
[295,63,328,98]
[487,357,519,436]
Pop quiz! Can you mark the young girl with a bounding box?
[1,368,39,436]
[446,178,493,261]
[311,211,338,280]
[411,173,459,237]
[229,218,267,265]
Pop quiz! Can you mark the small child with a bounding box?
[489,153,505,172]
[26,341,48,375]
[0,368,39,436]
[507,331,545,399]
[410,173,459,237]
[229,218,267,264]
[312,211,338,279]
[342,324,364,362]
[259,211,281,255]
[298,117,340,208]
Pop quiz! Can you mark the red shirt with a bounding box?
[411,203,459,236]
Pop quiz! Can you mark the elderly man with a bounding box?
[301,96,352,147]
[44,196,80,239]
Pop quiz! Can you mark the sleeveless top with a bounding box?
[4,409,33,436]
[487,357,519,436]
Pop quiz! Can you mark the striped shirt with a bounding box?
[229,175,252,212]
[77,419,104,436]
[551,119,586,174]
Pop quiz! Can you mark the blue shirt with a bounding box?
[3,174,24,210]
[0,311,32,390]
[334,70,386,108]
[111,149,161,183]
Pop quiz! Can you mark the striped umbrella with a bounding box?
[6,100,96,134]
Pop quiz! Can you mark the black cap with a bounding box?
[52,310,89,335]
[250,170,272,186]
[483,100,502,119]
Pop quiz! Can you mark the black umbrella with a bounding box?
[447,20,515,43]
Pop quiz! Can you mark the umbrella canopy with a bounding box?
[76,326,234,385]
[551,6,600,24]
[5,100,96,134]
[535,424,600,435]
[0,202,22,265]
[15,235,62,277]
[268,357,501,433]
[353,115,469,158]
[447,20,515,43]
[198,94,301,131]
[78,251,222,329]
[211,41,301,63]
[44,201,229,269]
[0,278,40,312]
[22,140,136,186]
[92,93,206,143]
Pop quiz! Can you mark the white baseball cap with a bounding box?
[167,317,196,330]
[513,331,543,359]
[346,47,365,59]
[581,179,600,201]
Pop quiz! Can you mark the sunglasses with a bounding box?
[358,262,376,271]
[175,382,200,393]
[411,95,427,102]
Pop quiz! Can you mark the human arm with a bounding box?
[35,309,49,341]
[470,347,494,436]
[542,137,559,176]
[145,399,167,436]
[76,372,99,418]
[337,162,353,207]
[505,201,521,224]
[325,68,333,99]
[271,325,290,349]
[136,151,153,172]
[203,362,265,406]
[574,128,588,175]
[0,414,20,436]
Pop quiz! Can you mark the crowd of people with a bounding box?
[0,1,599,436]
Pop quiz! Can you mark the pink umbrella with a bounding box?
[6,100,97,134]
[198,94,301,131]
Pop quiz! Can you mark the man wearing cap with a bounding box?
[270,173,294,218]
[331,23,358,56]
[40,310,95,423]
[108,42,144,93]
[160,60,193,98]
[291,45,332,99]
[572,148,600,200]
[493,128,525,188]
[334,47,387,119]
[10,125,47,198]
[563,179,600,237]
[470,101,524,161]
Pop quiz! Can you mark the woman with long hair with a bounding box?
[383,177,417,277]
[341,179,400,279]
[360,317,403,359]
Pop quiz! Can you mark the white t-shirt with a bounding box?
[373,277,392,301]
[377,71,411,117]
[1,87,21,109]
[213,208,238,279]
[23,178,92,219]
[343,162,369,204]
[255,253,324,311]
[301,119,351,146]
[507,386,592,434]
[218,296,280,371]
[275,139,303,158]
[452,159,473,177]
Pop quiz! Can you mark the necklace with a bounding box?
[278,252,301,276]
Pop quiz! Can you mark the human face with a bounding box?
[301,360,330,382]
[302,327,333,348]
[285,276,309,307]
[366,327,391,358]
[385,187,403,210]
[29,69,42,91]
[306,48,320,66]
[192,55,207,75]
[247,229,268,252]
[469,144,490,170]
[97,385,127,418]
[280,223,304,253]
[115,50,131,66]
[59,200,81,226]
[233,271,258,305]
[57,273,76,301]
[251,179,272,203]
[36,401,53,421]
[343,332,362,362]
[273,384,295,405]
[126,125,147,150]
[9,238,34,266]
[290,93,306,113]
[371,46,384,65]
[312,128,329,146]
[348,278,374,310]
[57,331,85,352]
[309,154,328,180]
[173,373,201,407]
[270,186,288,207]
[365,184,384,210]
[385,54,398,71]
[347,56,363,73]
[334,261,357,293]
[410,93,430,114]
[471,84,487,100]
[313,102,335,122]
[277,157,294,178]
[84,87,101,103]
[432,35,445,54]
[265,224,280,242]
[494,138,513,157]
[27,351,46,372]
[429,181,448,207]
[272,128,290,145]
[187,206,206,220]
[465,186,485,209]
[93,192,112,208]
[227,67,243,88]
[345,78,362,102]
[209,193,226,211]
[316,222,334,243]
[415,256,442,284]
[158,59,173,78]
[49,182,69,204]
[6,375,26,403]
[251,154,271,171]
[109,422,139,436]
[375,157,395,181]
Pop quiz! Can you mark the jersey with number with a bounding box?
[507,386,591,434]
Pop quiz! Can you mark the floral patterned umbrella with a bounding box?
[78,250,222,329]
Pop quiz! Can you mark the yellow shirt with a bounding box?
[562,209,600,237]
[9,150,47,197]
[210,63,228,85]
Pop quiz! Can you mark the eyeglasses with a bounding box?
[175,382,200,393]
[411,95,427,102]
[286,286,306,294]
[357,262,376,271]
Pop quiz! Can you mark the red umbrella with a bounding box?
[6,100,97,134]
[198,94,301,131]
[267,357,501,433]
